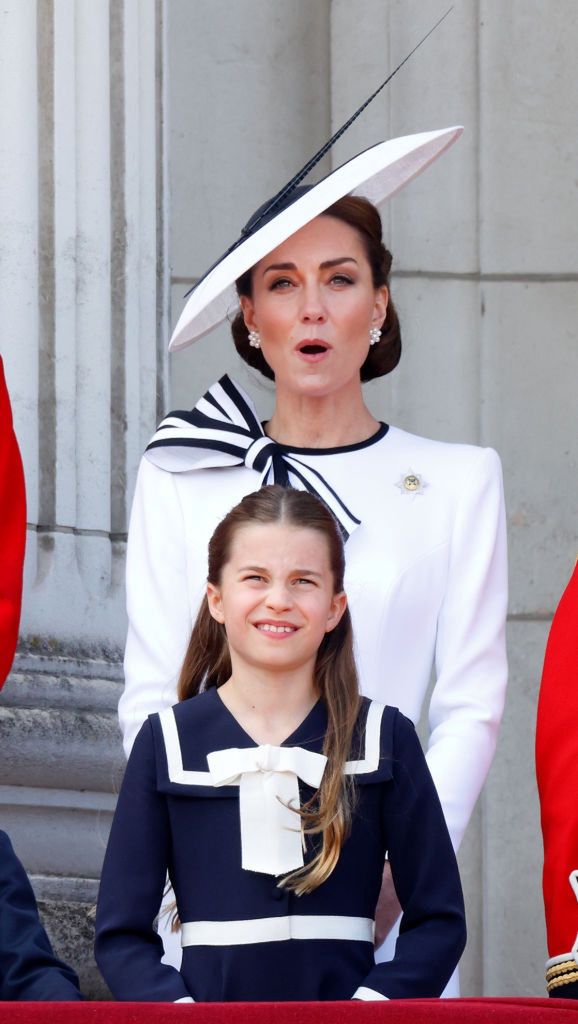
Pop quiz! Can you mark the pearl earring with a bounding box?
[248,330,261,349]
[369,326,381,346]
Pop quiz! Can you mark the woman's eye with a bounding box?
[330,273,354,286]
[269,277,294,291]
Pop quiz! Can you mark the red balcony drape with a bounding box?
[0,998,577,1024]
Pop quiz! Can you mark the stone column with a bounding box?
[0,0,167,997]
[5,0,167,648]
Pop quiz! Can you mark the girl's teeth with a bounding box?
[258,624,294,633]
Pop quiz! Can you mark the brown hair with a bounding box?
[177,485,361,895]
[230,195,401,382]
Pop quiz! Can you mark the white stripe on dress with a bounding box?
[352,986,389,1001]
[181,914,374,947]
[344,701,385,775]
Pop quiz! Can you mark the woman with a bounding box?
[119,128,507,960]
[97,487,466,1002]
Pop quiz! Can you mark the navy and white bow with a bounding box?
[145,375,360,539]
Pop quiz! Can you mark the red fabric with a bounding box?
[0,356,26,689]
[536,564,578,958]
[0,1000,577,1023]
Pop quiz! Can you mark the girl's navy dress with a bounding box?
[95,690,466,1001]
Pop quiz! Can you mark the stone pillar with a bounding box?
[0,0,167,997]
[5,0,167,649]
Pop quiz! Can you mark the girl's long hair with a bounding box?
[177,485,361,895]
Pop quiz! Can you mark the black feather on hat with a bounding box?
[171,9,461,352]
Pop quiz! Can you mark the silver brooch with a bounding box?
[395,469,429,497]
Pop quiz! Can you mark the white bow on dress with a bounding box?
[207,744,327,877]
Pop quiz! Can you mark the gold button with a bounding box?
[404,474,420,491]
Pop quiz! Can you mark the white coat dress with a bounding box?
[120,389,508,855]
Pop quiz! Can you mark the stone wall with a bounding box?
[0,646,123,998]
[1,0,577,999]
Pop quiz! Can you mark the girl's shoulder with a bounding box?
[147,689,245,797]
[349,698,416,785]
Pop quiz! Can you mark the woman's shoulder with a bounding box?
[387,424,501,468]
[379,426,504,504]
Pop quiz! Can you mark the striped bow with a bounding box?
[145,375,360,538]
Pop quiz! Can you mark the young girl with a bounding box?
[95,486,466,1002]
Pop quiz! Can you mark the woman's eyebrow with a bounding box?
[261,257,358,275]
[262,262,296,274]
[320,257,358,269]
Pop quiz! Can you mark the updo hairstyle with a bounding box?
[230,195,401,383]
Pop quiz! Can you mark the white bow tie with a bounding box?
[207,744,327,877]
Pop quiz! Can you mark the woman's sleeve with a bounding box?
[427,446,508,850]
[353,711,467,1000]
[119,456,193,757]
[94,719,193,1002]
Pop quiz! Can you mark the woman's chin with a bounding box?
[288,371,361,403]
[279,364,346,397]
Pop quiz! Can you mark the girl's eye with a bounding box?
[242,574,265,583]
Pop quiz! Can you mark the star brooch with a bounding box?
[395,468,429,498]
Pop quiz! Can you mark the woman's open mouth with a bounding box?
[296,340,331,362]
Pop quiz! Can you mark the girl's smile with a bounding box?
[254,621,298,636]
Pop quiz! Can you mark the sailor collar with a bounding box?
[149,690,393,877]
[150,688,392,798]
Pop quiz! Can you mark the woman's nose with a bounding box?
[299,284,326,323]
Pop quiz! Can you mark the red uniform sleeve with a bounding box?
[0,356,26,689]
[536,562,578,996]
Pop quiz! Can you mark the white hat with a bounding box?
[169,125,463,353]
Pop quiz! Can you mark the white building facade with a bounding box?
[1,0,577,998]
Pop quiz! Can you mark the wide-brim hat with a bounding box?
[169,125,463,352]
